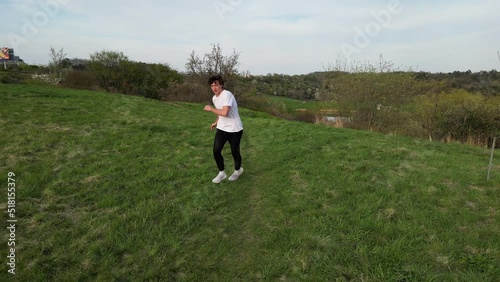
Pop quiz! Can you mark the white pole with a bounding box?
[487,137,497,181]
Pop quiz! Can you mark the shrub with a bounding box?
[160,82,211,103]
[61,70,96,90]
[413,89,500,146]
[237,93,288,118]
[88,50,183,98]
[326,71,418,131]
[1,71,24,84]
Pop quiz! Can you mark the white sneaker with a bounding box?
[228,168,243,181]
[212,171,227,183]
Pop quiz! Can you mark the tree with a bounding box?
[89,50,129,92]
[48,46,67,80]
[185,43,241,80]
[129,62,183,99]
[412,80,449,141]
[88,50,183,98]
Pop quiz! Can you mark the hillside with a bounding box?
[0,85,499,281]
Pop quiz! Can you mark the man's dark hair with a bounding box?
[208,74,224,86]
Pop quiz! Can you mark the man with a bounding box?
[204,75,244,183]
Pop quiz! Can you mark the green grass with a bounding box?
[1,84,499,281]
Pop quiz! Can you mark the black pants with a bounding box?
[213,129,243,171]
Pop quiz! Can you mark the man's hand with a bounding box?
[204,105,213,112]
[210,122,217,131]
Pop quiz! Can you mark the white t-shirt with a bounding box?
[213,89,243,132]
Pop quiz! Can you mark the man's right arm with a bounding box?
[211,116,219,131]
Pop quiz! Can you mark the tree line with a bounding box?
[1,45,499,147]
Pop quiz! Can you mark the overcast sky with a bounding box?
[1,0,499,75]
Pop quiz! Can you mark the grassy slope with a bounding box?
[0,84,499,281]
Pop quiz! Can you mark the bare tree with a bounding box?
[185,43,241,79]
[324,54,409,73]
[49,46,67,80]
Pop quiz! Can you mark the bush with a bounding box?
[326,72,418,131]
[160,82,211,103]
[88,50,183,98]
[291,109,318,123]
[237,94,288,118]
[0,71,24,84]
[61,70,97,90]
[413,89,500,146]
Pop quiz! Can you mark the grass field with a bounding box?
[1,84,499,281]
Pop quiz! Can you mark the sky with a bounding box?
[1,0,499,75]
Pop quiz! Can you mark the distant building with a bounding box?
[1,47,21,62]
